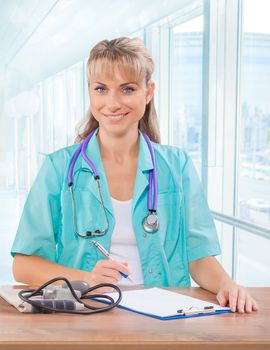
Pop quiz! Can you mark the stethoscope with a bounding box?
[68,128,159,239]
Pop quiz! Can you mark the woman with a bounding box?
[12,37,258,314]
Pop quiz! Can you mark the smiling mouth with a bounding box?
[103,113,129,121]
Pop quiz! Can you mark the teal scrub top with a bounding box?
[11,129,221,286]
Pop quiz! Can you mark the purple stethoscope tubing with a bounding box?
[67,129,159,238]
[68,129,98,183]
[142,133,158,212]
[68,129,157,210]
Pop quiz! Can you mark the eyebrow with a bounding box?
[93,81,138,86]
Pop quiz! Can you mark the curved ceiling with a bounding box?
[1,0,196,85]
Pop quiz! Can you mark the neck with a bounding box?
[97,127,139,163]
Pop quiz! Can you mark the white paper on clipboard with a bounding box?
[107,287,230,318]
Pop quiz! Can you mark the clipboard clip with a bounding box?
[177,305,215,316]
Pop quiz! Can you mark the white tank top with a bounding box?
[109,197,144,286]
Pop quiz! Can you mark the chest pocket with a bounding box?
[73,167,92,190]
[157,190,183,243]
[73,190,106,234]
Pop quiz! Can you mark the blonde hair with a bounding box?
[75,37,161,143]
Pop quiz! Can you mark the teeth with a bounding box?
[106,113,127,120]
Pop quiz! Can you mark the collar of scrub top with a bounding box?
[67,128,158,238]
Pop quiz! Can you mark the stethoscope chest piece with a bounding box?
[142,212,160,233]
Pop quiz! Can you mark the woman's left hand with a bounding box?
[216,278,259,314]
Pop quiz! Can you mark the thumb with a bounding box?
[216,290,228,306]
[121,262,129,266]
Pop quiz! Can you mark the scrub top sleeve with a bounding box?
[11,155,61,262]
[181,152,221,263]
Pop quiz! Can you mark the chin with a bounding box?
[99,122,139,136]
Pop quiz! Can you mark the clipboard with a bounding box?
[106,287,231,320]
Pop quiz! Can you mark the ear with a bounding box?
[146,81,155,104]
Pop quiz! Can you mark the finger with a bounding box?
[216,291,228,307]
[98,267,122,281]
[229,287,238,312]
[91,273,119,285]
[236,287,246,314]
[118,262,131,276]
[94,264,126,282]
[93,266,120,282]
[99,260,130,275]
[252,298,259,311]
[245,295,253,313]
[91,265,120,283]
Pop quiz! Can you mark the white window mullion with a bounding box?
[159,25,171,145]
[207,0,242,279]
[222,0,241,279]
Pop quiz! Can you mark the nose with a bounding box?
[106,92,122,112]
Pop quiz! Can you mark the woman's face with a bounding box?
[88,66,155,135]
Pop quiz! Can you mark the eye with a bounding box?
[95,86,106,93]
[123,86,135,93]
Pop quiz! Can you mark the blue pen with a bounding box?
[92,240,129,279]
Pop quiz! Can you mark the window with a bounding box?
[0,62,85,284]
[238,0,270,228]
[170,16,203,173]
[237,229,270,285]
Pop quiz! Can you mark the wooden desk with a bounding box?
[0,286,269,350]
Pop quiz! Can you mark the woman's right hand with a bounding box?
[87,260,130,293]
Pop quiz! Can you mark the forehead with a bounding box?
[88,58,145,84]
